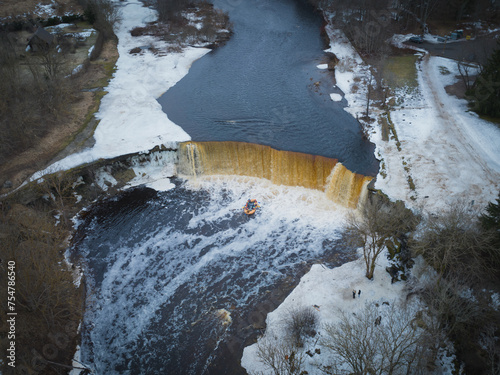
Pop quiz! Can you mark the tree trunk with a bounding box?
[367,259,376,279]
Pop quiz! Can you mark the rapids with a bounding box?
[75,178,355,374]
[75,0,378,373]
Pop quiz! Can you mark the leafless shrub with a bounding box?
[283,307,318,348]
[479,324,500,375]
[157,0,190,23]
[131,26,148,37]
[335,57,355,73]
[141,1,230,48]
[37,170,76,228]
[419,274,482,345]
[407,200,500,372]
[410,202,498,283]
[457,61,478,92]
[255,335,306,375]
[167,45,183,53]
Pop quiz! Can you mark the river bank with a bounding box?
[317,12,500,213]
[3,0,499,374]
[240,6,500,375]
[0,1,232,374]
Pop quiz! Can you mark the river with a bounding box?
[75,0,376,373]
[159,0,378,176]
[75,178,355,374]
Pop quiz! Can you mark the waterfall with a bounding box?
[177,141,372,209]
[325,163,371,209]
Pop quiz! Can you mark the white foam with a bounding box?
[81,176,350,373]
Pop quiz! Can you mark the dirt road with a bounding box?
[417,53,500,204]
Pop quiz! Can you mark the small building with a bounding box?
[450,30,464,40]
[27,27,55,52]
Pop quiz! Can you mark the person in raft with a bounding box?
[244,199,259,214]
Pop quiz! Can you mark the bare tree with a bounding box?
[325,0,396,55]
[365,70,373,118]
[254,335,306,375]
[25,39,75,118]
[396,0,441,34]
[410,203,499,283]
[345,194,417,279]
[479,324,500,375]
[157,0,191,23]
[457,60,478,92]
[37,170,76,228]
[80,0,120,39]
[0,203,83,372]
[321,301,430,375]
[0,32,49,160]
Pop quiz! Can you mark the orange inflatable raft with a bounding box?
[243,199,259,215]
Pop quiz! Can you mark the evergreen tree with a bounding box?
[470,40,500,118]
[480,192,500,246]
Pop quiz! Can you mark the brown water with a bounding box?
[178,141,372,208]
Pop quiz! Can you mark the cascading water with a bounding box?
[178,141,372,209]
[76,178,356,374]
[158,0,379,177]
[75,142,371,374]
[76,0,379,372]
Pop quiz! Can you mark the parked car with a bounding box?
[409,36,423,44]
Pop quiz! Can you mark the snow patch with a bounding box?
[95,168,117,191]
[324,27,371,118]
[242,250,413,374]
[329,93,342,102]
[41,1,210,175]
[491,293,500,310]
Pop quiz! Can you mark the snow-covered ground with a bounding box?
[40,0,209,177]
[241,253,457,375]
[374,55,500,212]
[240,25,500,375]
[323,26,372,118]
[324,27,500,213]
[43,0,498,373]
[241,254,405,374]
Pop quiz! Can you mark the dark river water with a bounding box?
[76,179,354,374]
[159,0,378,176]
[76,0,375,373]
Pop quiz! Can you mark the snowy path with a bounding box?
[418,55,499,207]
[421,55,499,182]
[375,54,500,212]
